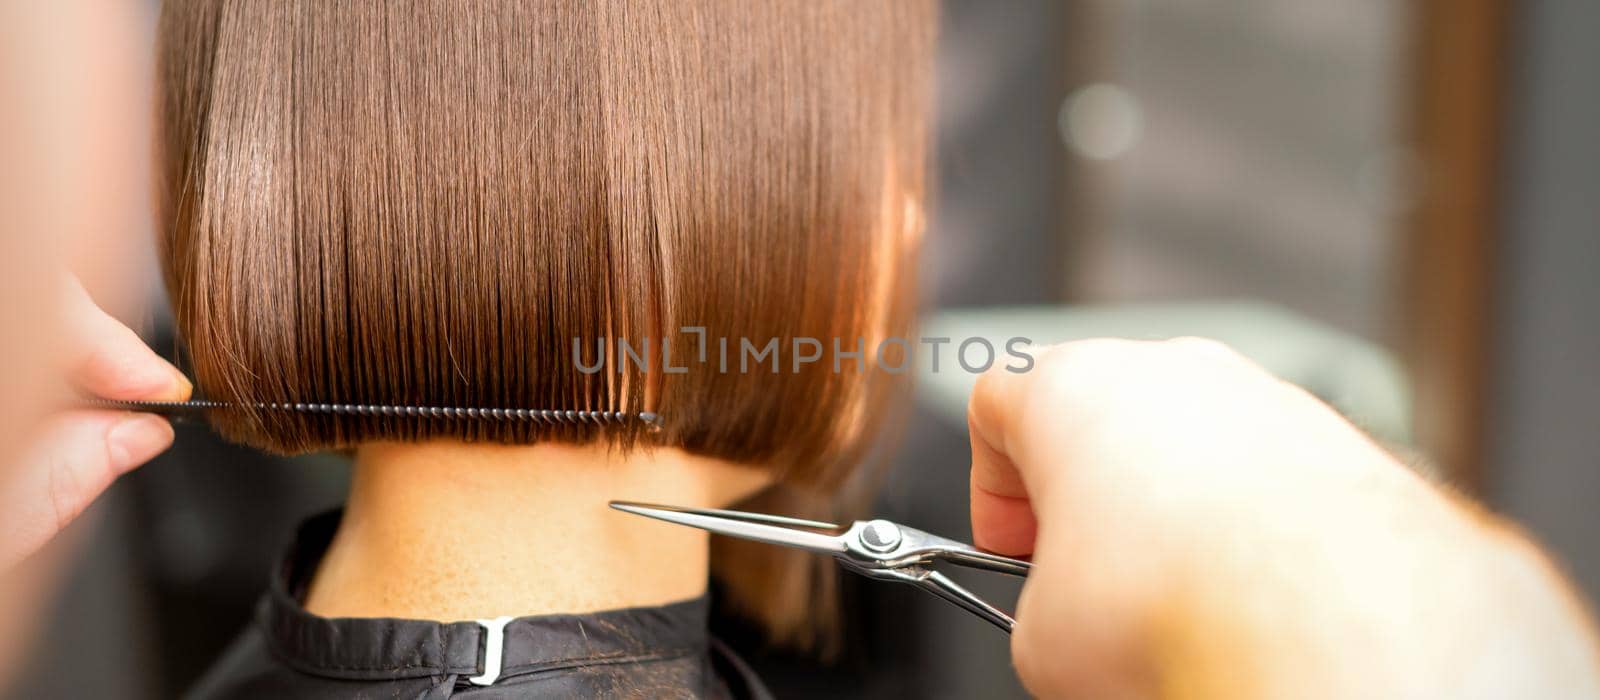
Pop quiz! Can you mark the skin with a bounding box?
[304,441,772,622]
[0,278,189,571]
[969,338,1600,699]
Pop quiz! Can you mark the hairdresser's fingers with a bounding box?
[967,362,1041,556]
[968,338,1271,699]
[969,336,1266,517]
[966,339,1181,555]
[2,410,172,568]
[61,277,190,401]
[1,280,183,568]
[969,340,1167,699]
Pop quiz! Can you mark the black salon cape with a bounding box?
[186,511,771,699]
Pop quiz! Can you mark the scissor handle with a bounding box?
[939,546,1031,577]
[906,567,1018,634]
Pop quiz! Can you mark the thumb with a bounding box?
[967,362,1039,556]
[61,275,190,402]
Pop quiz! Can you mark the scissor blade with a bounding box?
[610,501,848,555]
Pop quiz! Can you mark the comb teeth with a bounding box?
[90,399,662,429]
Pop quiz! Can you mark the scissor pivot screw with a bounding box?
[860,520,903,553]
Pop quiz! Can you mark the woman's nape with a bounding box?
[304,441,773,622]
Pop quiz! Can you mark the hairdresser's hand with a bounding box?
[968,338,1600,699]
[1,279,190,569]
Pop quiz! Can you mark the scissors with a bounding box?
[610,501,1031,633]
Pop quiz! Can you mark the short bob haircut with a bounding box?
[158,0,933,646]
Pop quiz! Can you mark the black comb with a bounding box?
[91,399,662,429]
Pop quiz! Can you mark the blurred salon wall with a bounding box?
[1484,0,1600,608]
[1058,0,1414,342]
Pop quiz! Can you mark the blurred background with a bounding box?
[5,0,1597,698]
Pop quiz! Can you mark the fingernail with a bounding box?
[149,359,192,401]
[107,414,175,473]
[169,370,194,400]
[122,359,190,401]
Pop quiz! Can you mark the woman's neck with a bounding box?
[303,440,770,622]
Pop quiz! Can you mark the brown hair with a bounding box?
[158,0,933,647]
